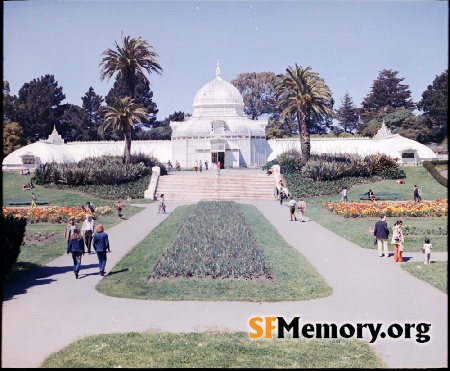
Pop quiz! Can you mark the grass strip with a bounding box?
[40,331,385,368]
[401,261,447,293]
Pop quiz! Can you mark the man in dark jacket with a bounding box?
[374,215,390,257]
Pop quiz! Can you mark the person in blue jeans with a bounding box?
[93,224,111,276]
[67,228,85,279]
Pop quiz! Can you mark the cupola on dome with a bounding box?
[192,61,244,117]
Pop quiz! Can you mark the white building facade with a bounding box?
[170,62,268,169]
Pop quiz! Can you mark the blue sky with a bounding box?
[3,1,448,120]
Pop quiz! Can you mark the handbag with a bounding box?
[373,237,377,245]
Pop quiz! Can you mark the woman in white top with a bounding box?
[391,220,404,262]
[81,213,95,254]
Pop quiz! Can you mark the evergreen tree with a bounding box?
[105,72,159,130]
[82,87,104,141]
[361,69,415,123]
[59,104,88,142]
[417,70,448,142]
[3,81,15,121]
[334,92,358,133]
[13,75,66,141]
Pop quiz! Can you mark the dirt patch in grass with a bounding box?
[24,231,60,245]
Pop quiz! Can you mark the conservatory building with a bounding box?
[170,62,268,168]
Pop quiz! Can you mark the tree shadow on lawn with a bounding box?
[2,263,99,302]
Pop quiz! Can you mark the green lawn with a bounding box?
[96,204,332,301]
[40,332,385,368]
[304,166,448,253]
[2,165,446,368]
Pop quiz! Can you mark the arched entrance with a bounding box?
[211,152,225,168]
[211,137,226,169]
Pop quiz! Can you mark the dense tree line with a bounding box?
[3,56,447,161]
[230,68,447,144]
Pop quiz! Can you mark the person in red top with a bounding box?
[216,161,221,175]
[116,201,123,218]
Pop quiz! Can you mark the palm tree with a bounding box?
[275,64,333,163]
[102,97,147,164]
[99,34,163,100]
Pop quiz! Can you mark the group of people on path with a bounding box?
[285,195,307,222]
[192,160,215,173]
[65,208,111,279]
[373,215,432,264]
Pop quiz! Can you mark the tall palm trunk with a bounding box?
[297,109,310,164]
[123,122,132,164]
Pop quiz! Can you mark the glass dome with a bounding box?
[192,62,244,117]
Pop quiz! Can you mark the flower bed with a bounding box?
[322,199,448,218]
[150,201,273,280]
[2,205,113,224]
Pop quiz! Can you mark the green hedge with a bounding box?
[423,160,448,188]
[2,215,27,286]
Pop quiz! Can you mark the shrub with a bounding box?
[2,214,27,285]
[34,154,160,187]
[262,149,302,173]
[379,167,406,180]
[423,160,448,188]
[43,174,152,200]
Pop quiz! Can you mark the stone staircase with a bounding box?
[155,172,276,201]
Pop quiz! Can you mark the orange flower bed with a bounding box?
[322,199,448,218]
[2,205,113,224]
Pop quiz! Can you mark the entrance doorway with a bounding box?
[211,152,224,168]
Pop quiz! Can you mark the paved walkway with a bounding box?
[2,200,448,368]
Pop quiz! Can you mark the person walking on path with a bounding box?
[194,161,198,172]
[341,186,348,201]
[205,160,208,171]
[417,186,422,202]
[374,215,390,257]
[199,161,203,173]
[391,220,404,262]
[273,186,279,200]
[81,213,95,254]
[66,228,85,279]
[288,195,297,221]
[116,201,123,218]
[278,188,286,206]
[422,238,432,265]
[157,194,166,214]
[297,197,307,222]
[30,192,37,208]
[64,217,78,248]
[92,224,111,276]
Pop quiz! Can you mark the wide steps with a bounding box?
[155,173,275,201]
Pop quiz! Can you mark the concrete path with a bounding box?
[2,200,447,368]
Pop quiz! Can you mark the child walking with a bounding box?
[422,238,432,265]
